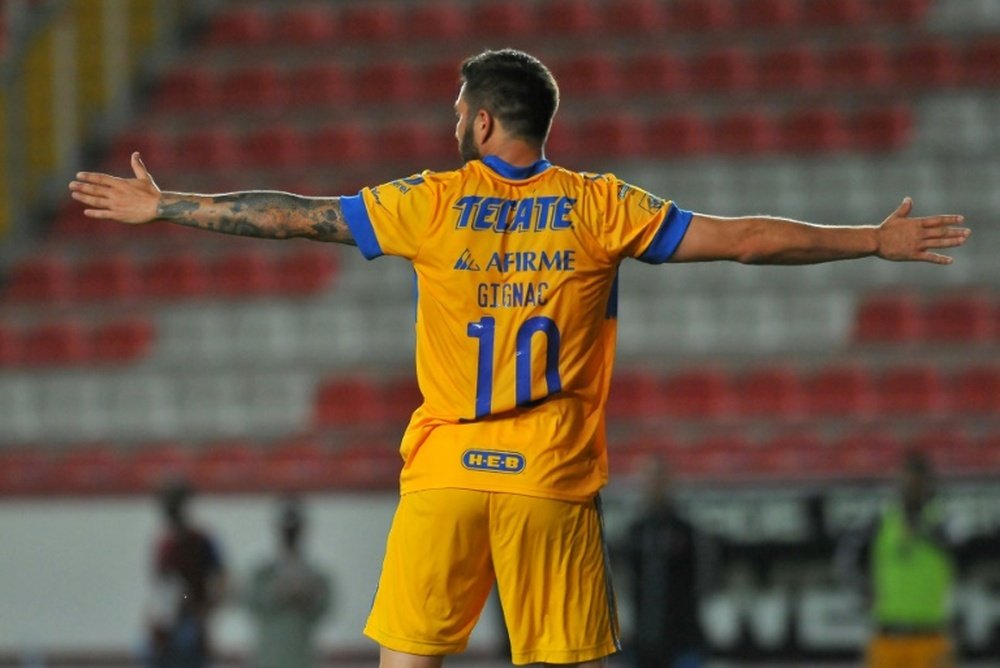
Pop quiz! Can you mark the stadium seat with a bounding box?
[262,438,338,491]
[647,112,712,156]
[977,432,1000,472]
[470,2,535,39]
[780,107,850,153]
[758,46,823,91]
[305,123,372,168]
[805,0,869,26]
[404,2,468,41]
[380,121,438,164]
[108,129,176,172]
[273,5,337,46]
[825,44,892,90]
[142,253,210,299]
[603,0,668,34]
[714,111,778,154]
[882,0,932,22]
[336,440,404,490]
[241,125,305,168]
[754,431,828,477]
[607,370,665,420]
[804,364,876,418]
[339,4,403,43]
[951,365,1000,414]
[124,443,194,493]
[612,435,680,476]
[274,248,337,295]
[829,430,903,477]
[285,63,351,109]
[555,54,620,98]
[54,446,126,494]
[75,254,141,302]
[3,256,73,303]
[963,40,1000,86]
[314,376,383,426]
[740,0,801,28]
[661,368,733,419]
[381,376,424,423]
[422,60,462,103]
[202,6,271,47]
[734,367,804,419]
[0,325,20,366]
[671,0,737,32]
[191,441,264,492]
[854,106,913,151]
[219,65,286,111]
[683,434,752,478]
[896,40,960,88]
[577,114,643,158]
[908,427,973,473]
[620,52,688,95]
[20,321,90,367]
[91,318,154,364]
[854,293,922,344]
[0,449,55,495]
[174,128,241,171]
[544,120,581,166]
[537,0,601,36]
[355,61,418,104]
[211,251,276,297]
[691,47,755,91]
[924,294,994,343]
[877,365,948,416]
[153,66,217,112]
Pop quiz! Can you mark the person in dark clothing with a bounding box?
[619,456,715,668]
[146,479,227,668]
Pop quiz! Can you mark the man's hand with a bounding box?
[69,151,160,224]
[876,197,970,265]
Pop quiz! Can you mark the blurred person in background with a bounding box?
[617,456,717,668]
[70,47,970,668]
[836,450,958,668]
[146,479,227,668]
[246,497,331,668]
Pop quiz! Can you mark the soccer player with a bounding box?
[70,49,969,668]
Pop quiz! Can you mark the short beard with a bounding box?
[459,123,481,164]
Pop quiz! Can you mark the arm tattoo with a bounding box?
[155,191,356,245]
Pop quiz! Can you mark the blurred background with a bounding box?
[1,0,999,666]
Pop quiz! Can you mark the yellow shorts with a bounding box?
[867,633,954,668]
[364,488,620,665]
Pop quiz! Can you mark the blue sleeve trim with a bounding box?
[637,204,694,264]
[340,192,384,260]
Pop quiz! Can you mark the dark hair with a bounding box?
[460,49,560,145]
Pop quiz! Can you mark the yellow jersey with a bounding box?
[341,156,692,502]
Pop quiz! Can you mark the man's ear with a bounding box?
[476,108,494,145]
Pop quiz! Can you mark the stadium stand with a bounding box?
[1,0,998,496]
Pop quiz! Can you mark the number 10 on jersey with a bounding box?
[466,316,562,419]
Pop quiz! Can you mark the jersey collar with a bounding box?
[481,155,551,179]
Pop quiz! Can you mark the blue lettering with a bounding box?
[462,449,525,473]
[552,197,575,230]
[535,196,558,230]
[454,196,481,229]
[473,197,502,230]
[494,199,516,233]
[509,198,534,232]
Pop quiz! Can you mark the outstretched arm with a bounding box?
[672,198,968,265]
[68,152,354,244]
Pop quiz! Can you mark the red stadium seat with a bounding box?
[951,365,1000,415]
[545,121,580,164]
[20,321,90,367]
[153,66,217,112]
[908,427,973,473]
[754,431,828,477]
[577,114,643,158]
[422,60,462,103]
[740,0,801,29]
[805,0,869,26]
[314,376,384,426]
[854,293,922,344]
[683,433,752,478]
[75,254,141,302]
[0,449,55,495]
[192,441,264,492]
[714,111,778,154]
[734,366,804,419]
[854,106,913,152]
[538,0,601,36]
[405,2,468,41]
[219,65,286,111]
[125,444,194,492]
[285,63,351,109]
[381,376,424,423]
[671,0,736,32]
[555,54,620,98]
[211,251,276,297]
[804,364,877,418]
[174,128,241,171]
[829,430,903,478]
[306,122,372,168]
[241,125,305,169]
[55,446,126,494]
[758,46,823,91]
[91,318,154,364]
[380,121,437,164]
[273,5,336,46]
[924,294,994,343]
[977,432,1000,471]
[780,107,850,153]
[661,368,733,419]
[355,61,418,104]
[896,40,960,88]
[963,40,1000,86]
[691,47,755,91]
[647,112,712,156]
[620,53,688,95]
[607,370,665,420]
[108,130,176,172]
[4,256,72,303]
[603,0,668,34]
[612,436,679,476]
[0,325,20,366]
[142,253,210,299]
[470,2,535,39]
[882,0,932,22]
[877,365,948,415]
[337,440,403,490]
[262,437,338,491]
[203,6,271,47]
[274,248,337,295]
[825,44,892,90]
[340,4,402,43]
